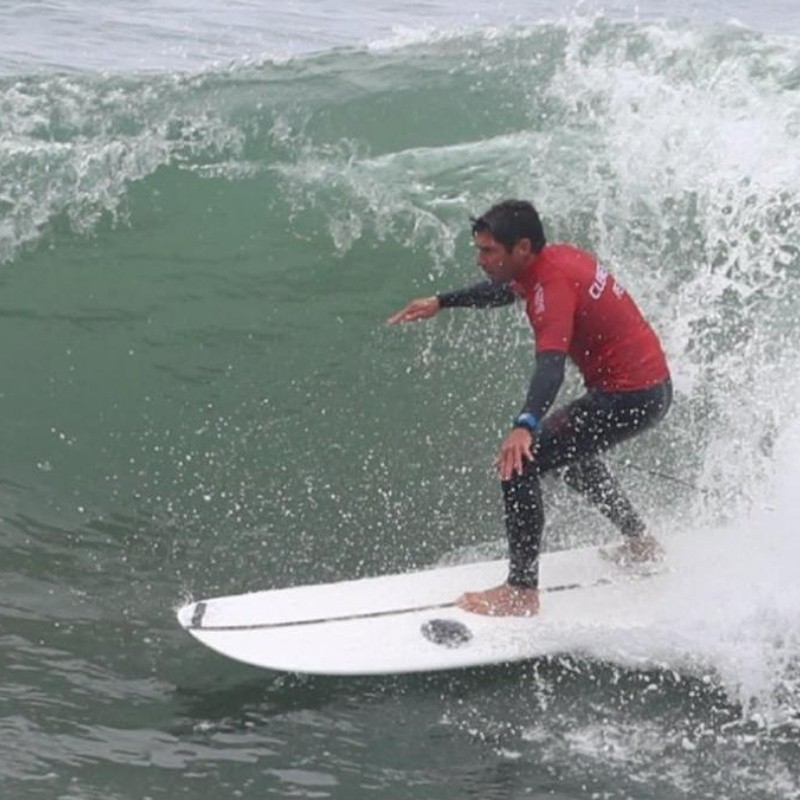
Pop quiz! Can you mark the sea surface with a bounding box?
[1,1,800,798]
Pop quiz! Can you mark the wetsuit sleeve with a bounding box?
[519,351,566,420]
[436,281,516,309]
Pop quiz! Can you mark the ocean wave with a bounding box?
[2,16,799,512]
[0,18,797,260]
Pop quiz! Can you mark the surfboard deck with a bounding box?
[177,543,670,675]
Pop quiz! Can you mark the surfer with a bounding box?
[388,200,671,617]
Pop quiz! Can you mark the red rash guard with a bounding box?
[511,244,669,392]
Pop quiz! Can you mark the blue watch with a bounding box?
[513,412,539,433]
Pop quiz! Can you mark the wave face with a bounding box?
[2,18,800,800]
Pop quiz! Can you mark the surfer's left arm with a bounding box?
[496,351,566,481]
[496,278,575,481]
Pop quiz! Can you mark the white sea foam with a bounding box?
[0,74,248,264]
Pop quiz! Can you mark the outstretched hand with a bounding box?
[387,296,441,325]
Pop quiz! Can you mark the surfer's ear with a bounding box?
[513,237,533,258]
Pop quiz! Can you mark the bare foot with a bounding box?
[603,533,664,566]
[456,583,540,617]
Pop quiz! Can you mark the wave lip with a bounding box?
[2,15,799,282]
[0,71,250,264]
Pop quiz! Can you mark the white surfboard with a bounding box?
[177,543,671,675]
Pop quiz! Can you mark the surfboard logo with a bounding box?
[421,618,473,649]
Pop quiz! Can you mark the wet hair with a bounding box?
[471,199,546,253]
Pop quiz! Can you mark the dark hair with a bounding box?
[471,199,546,253]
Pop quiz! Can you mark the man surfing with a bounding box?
[388,200,671,617]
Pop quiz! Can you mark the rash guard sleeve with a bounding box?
[528,278,577,354]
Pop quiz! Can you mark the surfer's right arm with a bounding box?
[387,281,515,324]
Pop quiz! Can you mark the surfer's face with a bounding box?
[474,230,532,283]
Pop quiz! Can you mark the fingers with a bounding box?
[524,438,534,461]
[515,446,526,478]
[386,303,419,325]
[498,450,511,481]
[497,445,520,481]
[499,446,523,481]
[386,297,437,325]
[496,450,507,481]
[496,431,534,480]
[386,305,413,324]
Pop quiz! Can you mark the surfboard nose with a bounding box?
[177,602,198,629]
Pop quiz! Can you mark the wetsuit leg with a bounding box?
[503,470,545,589]
[562,458,645,537]
[503,379,672,589]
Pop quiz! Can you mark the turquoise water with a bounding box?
[2,3,800,798]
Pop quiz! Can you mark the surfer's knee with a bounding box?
[563,459,599,492]
[562,462,585,492]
